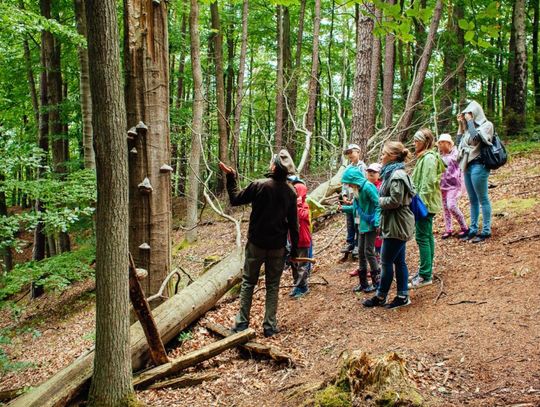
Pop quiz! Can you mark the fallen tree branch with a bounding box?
[146,372,219,390]
[448,300,487,306]
[315,224,345,256]
[206,322,294,366]
[0,387,27,403]
[433,275,446,304]
[504,233,540,245]
[146,269,182,303]
[133,328,255,389]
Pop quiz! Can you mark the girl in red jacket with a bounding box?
[290,181,312,298]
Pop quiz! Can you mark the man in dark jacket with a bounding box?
[219,150,299,337]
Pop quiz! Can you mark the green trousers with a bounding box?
[235,242,286,331]
[415,214,435,280]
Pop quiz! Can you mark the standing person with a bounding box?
[340,144,368,257]
[219,150,299,338]
[366,163,383,264]
[289,180,312,298]
[409,128,445,289]
[340,166,381,292]
[457,101,494,243]
[437,134,469,239]
[363,142,415,309]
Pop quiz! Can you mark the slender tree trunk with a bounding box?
[23,40,40,128]
[440,0,460,132]
[225,18,235,138]
[367,7,382,138]
[326,0,335,150]
[176,8,187,108]
[186,0,204,243]
[210,1,229,193]
[232,0,248,169]
[124,0,172,296]
[397,0,443,141]
[382,0,396,129]
[86,0,134,404]
[74,0,95,170]
[305,0,321,135]
[504,0,528,135]
[533,0,540,124]
[0,173,13,273]
[351,1,374,156]
[282,7,293,145]
[275,5,284,150]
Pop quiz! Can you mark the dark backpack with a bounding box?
[480,133,507,170]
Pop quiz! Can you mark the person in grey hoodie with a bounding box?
[457,101,494,243]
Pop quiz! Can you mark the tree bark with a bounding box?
[0,174,13,273]
[210,1,229,193]
[146,372,218,390]
[397,0,443,141]
[351,2,374,156]
[186,0,204,243]
[232,0,249,169]
[22,38,40,128]
[74,0,95,170]
[124,0,172,296]
[382,0,396,129]
[275,5,284,150]
[504,0,528,135]
[85,0,134,404]
[533,0,540,124]
[367,7,382,138]
[306,0,321,136]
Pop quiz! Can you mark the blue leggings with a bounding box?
[464,162,491,235]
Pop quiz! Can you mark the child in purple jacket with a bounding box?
[438,134,468,239]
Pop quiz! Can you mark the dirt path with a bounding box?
[0,153,539,406]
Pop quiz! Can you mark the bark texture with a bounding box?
[382,0,396,129]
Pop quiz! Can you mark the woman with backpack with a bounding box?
[457,101,494,244]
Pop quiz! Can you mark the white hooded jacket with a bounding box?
[457,101,494,170]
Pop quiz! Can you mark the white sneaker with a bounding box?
[408,275,433,289]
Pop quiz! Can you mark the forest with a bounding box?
[0,0,539,405]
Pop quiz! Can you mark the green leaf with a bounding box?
[477,38,491,48]
[464,30,475,43]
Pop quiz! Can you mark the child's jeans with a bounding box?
[464,161,492,235]
[377,238,409,298]
[358,230,380,287]
[442,188,468,233]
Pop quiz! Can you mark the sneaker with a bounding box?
[351,246,359,256]
[408,275,432,289]
[352,284,363,293]
[441,232,453,239]
[231,323,249,333]
[471,233,491,244]
[362,295,387,307]
[460,231,476,241]
[362,284,376,293]
[349,268,359,277]
[289,287,301,297]
[408,272,419,282]
[292,286,309,298]
[385,295,411,309]
[457,229,469,238]
[340,244,354,253]
[263,327,280,338]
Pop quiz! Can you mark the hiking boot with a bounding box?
[263,327,280,338]
[441,231,453,239]
[231,322,249,333]
[408,275,432,289]
[385,295,411,309]
[460,231,476,241]
[362,295,387,307]
[292,286,309,298]
[349,268,359,277]
[471,233,491,244]
[340,244,354,253]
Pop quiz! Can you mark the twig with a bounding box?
[504,233,540,245]
[253,277,329,295]
[448,300,487,305]
[433,275,446,304]
[315,224,345,255]
[146,269,182,303]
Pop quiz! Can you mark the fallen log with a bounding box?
[0,387,27,403]
[133,328,255,389]
[147,372,219,390]
[206,322,294,366]
[9,248,244,407]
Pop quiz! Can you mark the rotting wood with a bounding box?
[206,322,294,366]
[128,253,169,366]
[9,248,244,407]
[147,372,219,390]
[133,328,255,389]
[0,387,27,403]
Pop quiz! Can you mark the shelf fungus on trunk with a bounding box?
[130,147,138,155]
[127,127,138,140]
[138,177,153,194]
[136,121,148,137]
[159,164,173,173]
[139,242,151,251]
[135,268,148,280]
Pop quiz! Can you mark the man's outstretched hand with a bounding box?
[219,161,235,175]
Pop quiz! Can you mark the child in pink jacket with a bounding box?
[438,134,468,239]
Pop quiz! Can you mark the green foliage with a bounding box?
[0,334,33,374]
[0,242,95,303]
[177,329,193,343]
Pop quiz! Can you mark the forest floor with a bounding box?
[0,148,539,406]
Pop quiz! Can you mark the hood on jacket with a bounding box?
[462,101,487,125]
[294,183,308,204]
[341,166,367,188]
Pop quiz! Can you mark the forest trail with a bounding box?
[1,150,539,406]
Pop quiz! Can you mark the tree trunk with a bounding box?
[367,7,382,138]
[186,0,204,243]
[504,0,528,135]
[85,0,134,404]
[74,0,95,170]
[9,249,243,407]
[282,7,293,147]
[22,39,40,128]
[533,0,540,124]
[397,0,443,141]
[275,5,284,150]
[210,1,229,193]
[124,0,172,296]
[382,0,396,129]
[232,0,249,169]
[225,18,235,139]
[351,2,374,156]
[0,174,13,273]
[176,8,187,109]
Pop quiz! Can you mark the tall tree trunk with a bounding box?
[225,18,235,138]
[382,0,396,129]
[74,0,95,170]
[326,0,335,151]
[533,0,540,124]
[23,40,40,127]
[210,1,229,193]
[397,0,443,141]
[504,0,528,135]
[367,7,382,138]
[232,0,248,169]
[282,7,293,147]
[186,0,204,243]
[351,1,374,156]
[275,5,284,150]
[124,0,172,296]
[86,0,134,404]
[176,7,187,108]
[304,0,321,139]
[0,173,13,273]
